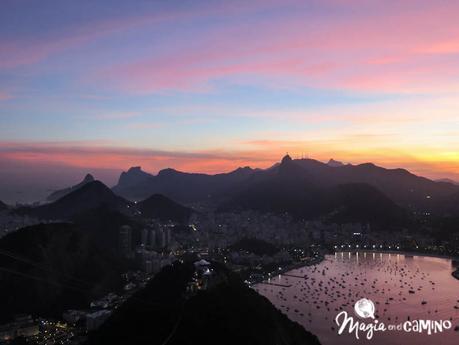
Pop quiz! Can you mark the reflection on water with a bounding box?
[254,252,459,345]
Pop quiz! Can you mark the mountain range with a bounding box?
[110,155,459,220]
[112,166,256,203]
[17,180,194,224]
[13,155,459,225]
[219,155,407,226]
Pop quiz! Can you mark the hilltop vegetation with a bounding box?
[87,262,320,345]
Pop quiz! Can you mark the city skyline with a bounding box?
[2,2,459,345]
[1,0,459,192]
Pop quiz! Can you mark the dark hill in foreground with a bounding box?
[70,205,141,256]
[0,223,125,323]
[87,262,320,345]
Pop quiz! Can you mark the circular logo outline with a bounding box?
[354,298,376,319]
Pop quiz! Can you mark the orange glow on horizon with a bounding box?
[1,142,458,182]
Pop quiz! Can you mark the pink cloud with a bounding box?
[417,40,459,55]
[0,9,194,69]
[90,1,459,94]
[0,0,303,70]
[4,0,458,95]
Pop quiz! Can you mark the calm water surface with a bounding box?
[254,252,459,345]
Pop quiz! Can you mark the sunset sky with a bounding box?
[1,0,459,201]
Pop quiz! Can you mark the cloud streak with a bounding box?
[87,0,459,94]
[0,141,276,175]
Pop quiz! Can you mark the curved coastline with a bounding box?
[256,248,459,345]
[250,252,326,286]
[253,249,459,285]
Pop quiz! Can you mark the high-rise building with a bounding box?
[165,226,172,248]
[119,225,133,258]
[155,227,166,248]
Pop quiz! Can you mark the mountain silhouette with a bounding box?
[136,194,193,223]
[116,167,152,191]
[46,173,95,202]
[19,181,130,220]
[220,156,407,226]
[327,158,344,167]
[248,156,458,212]
[112,166,255,203]
[111,156,458,213]
[435,178,459,185]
